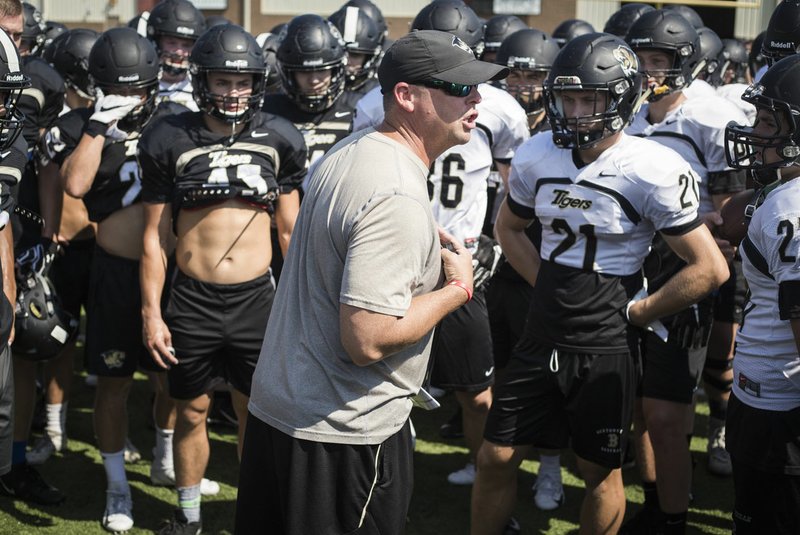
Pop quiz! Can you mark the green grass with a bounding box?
[0,365,734,534]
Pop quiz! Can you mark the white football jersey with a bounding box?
[683,78,716,100]
[352,83,528,250]
[627,94,748,215]
[735,178,800,410]
[716,83,757,123]
[158,77,198,112]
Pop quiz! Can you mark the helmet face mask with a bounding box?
[0,28,31,150]
[495,28,559,115]
[504,69,548,114]
[20,2,46,57]
[545,34,643,149]
[49,29,99,101]
[329,6,382,91]
[157,34,195,77]
[147,0,206,77]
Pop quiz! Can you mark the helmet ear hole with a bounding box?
[13,273,78,362]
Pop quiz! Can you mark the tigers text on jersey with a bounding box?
[735,179,800,411]
[158,77,199,112]
[626,94,748,215]
[20,56,65,151]
[508,132,701,353]
[262,91,358,173]
[138,110,307,223]
[51,102,185,223]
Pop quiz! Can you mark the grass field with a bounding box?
[0,363,735,534]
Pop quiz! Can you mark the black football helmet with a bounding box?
[412,1,485,58]
[725,54,800,184]
[147,0,206,76]
[662,4,704,29]
[128,12,150,37]
[720,38,749,85]
[696,27,723,86]
[762,1,800,67]
[206,15,231,28]
[552,19,594,48]
[20,2,46,57]
[0,28,30,151]
[544,33,643,149]
[190,24,267,124]
[483,15,527,58]
[12,272,78,362]
[43,21,67,51]
[89,27,160,132]
[255,32,282,94]
[749,31,766,80]
[277,15,347,113]
[343,0,387,45]
[626,10,701,100]
[603,3,654,37]
[329,6,382,91]
[49,29,99,100]
[495,29,559,114]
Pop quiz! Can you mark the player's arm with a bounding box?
[60,132,104,198]
[340,228,474,366]
[38,161,62,242]
[628,224,729,326]
[0,225,14,343]
[273,189,299,257]
[494,198,540,287]
[140,201,176,369]
[494,160,511,190]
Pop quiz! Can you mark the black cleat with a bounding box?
[0,463,65,505]
[158,510,202,535]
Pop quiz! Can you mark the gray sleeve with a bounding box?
[340,193,436,317]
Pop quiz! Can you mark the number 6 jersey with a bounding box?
[508,132,701,353]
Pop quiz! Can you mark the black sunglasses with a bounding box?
[415,79,476,97]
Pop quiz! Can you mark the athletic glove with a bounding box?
[472,234,504,289]
[625,281,669,342]
[86,94,141,140]
[15,237,59,278]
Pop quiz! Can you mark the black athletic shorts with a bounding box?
[484,336,637,469]
[713,257,746,324]
[728,395,800,535]
[430,287,494,392]
[165,270,274,400]
[0,345,12,476]
[638,330,707,404]
[486,275,533,370]
[49,237,94,318]
[86,246,160,377]
[235,414,413,535]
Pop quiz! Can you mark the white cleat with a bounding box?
[150,463,220,496]
[447,462,476,486]
[102,489,133,533]
[533,470,565,511]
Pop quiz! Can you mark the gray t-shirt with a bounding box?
[248,128,442,445]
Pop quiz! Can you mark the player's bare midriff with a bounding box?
[59,193,95,242]
[176,199,272,285]
[96,202,145,260]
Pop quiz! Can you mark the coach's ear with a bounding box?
[391,82,417,113]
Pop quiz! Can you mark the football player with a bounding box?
[328,5,382,94]
[139,24,306,534]
[57,27,185,532]
[602,3,654,38]
[551,18,594,48]
[471,33,728,535]
[481,14,527,63]
[147,0,206,111]
[716,38,756,122]
[624,10,747,533]
[723,51,800,535]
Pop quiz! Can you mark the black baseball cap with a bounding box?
[378,29,508,94]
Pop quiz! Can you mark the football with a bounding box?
[717,188,756,246]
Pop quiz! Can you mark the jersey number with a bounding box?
[549,218,597,270]
[118,160,142,208]
[208,164,269,194]
[778,218,797,263]
[428,154,466,208]
[678,173,699,209]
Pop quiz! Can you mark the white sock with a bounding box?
[539,454,561,474]
[45,403,65,438]
[153,426,174,469]
[101,449,129,492]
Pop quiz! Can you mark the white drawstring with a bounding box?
[549,348,559,373]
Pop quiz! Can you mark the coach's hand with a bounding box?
[143,315,178,369]
[439,228,474,300]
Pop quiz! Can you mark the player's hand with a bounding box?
[702,211,736,263]
[625,285,669,342]
[142,316,178,369]
[439,228,474,290]
[90,94,141,125]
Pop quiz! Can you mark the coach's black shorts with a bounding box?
[235,414,413,535]
[638,330,707,404]
[430,287,494,392]
[727,395,800,534]
[0,345,12,476]
[486,276,533,370]
[86,246,160,377]
[484,337,637,469]
[50,237,94,319]
[714,257,746,324]
[165,270,274,400]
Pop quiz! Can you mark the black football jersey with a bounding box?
[52,102,187,223]
[262,91,359,169]
[20,56,65,151]
[138,110,307,224]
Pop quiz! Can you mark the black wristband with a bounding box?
[84,120,107,138]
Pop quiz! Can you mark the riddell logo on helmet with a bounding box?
[5,73,24,82]
[176,26,195,35]
[629,37,652,46]
[118,74,140,82]
[303,58,324,67]
[225,60,249,68]
[770,41,795,50]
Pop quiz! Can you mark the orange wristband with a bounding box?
[447,280,472,303]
